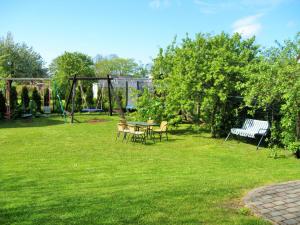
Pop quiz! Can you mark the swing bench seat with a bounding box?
[225,119,269,150]
[21,113,32,118]
[81,108,104,113]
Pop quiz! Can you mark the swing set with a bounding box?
[65,75,125,123]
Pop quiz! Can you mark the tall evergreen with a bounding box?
[32,87,42,112]
[0,91,6,118]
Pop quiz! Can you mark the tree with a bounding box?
[32,87,42,112]
[21,86,30,110]
[243,32,300,147]
[0,91,6,118]
[0,32,47,78]
[147,32,259,137]
[85,86,94,107]
[95,55,140,77]
[50,52,95,98]
[75,86,82,111]
[10,86,18,111]
[44,88,50,106]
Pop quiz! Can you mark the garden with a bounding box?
[0,31,300,224]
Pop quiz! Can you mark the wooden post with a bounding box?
[107,75,112,116]
[5,80,12,119]
[125,80,128,110]
[71,79,77,123]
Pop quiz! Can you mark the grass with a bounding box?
[0,114,300,225]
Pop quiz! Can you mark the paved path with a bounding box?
[244,180,300,225]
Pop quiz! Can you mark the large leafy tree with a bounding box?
[243,32,300,146]
[95,55,147,77]
[148,32,259,137]
[50,52,95,98]
[0,32,47,78]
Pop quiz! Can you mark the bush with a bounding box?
[10,86,18,111]
[288,142,300,158]
[32,87,42,112]
[0,91,6,118]
[85,86,94,107]
[29,99,37,116]
[44,88,50,106]
[75,87,82,111]
[21,86,30,111]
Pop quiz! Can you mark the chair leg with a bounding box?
[116,131,120,141]
[257,136,264,150]
[159,133,162,142]
[166,132,168,140]
[122,133,127,142]
[225,132,231,142]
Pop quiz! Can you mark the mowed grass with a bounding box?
[0,115,300,225]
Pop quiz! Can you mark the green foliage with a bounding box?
[85,86,94,107]
[29,99,37,116]
[10,86,18,111]
[243,32,300,147]
[147,32,259,137]
[0,32,47,78]
[95,55,148,77]
[44,88,50,106]
[0,90,6,118]
[135,89,165,122]
[21,86,30,110]
[75,86,82,111]
[31,87,42,112]
[287,142,300,153]
[50,52,95,98]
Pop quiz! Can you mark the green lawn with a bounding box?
[1,115,299,225]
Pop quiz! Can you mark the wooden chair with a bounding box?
[116,123,130,141]
[153,121,168,141]
[127,124,146,144]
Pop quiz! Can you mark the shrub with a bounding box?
[10,86,18,111]
[32,87,42,112]
[75,87,82,111]
[85,86,94,107]
[0,91,6,118]
[44,88,50,106]
[288,142,300,158]
[21,86,30,110]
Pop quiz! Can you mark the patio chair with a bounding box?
[127,124,146,144]
[153,121,168,141]
[225,119,269,149]
[116,123,130,141]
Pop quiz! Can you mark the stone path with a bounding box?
[244,180,300,225]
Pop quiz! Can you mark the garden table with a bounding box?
[127,121,159,138]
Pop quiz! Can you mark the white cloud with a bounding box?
[149,0,171,9]
[232,14,263,38]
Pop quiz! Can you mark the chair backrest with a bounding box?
[242,119,269,134]
[147,119,154,129]
[117,123,127,132]
[127,124,136,133]
[160,121,168,132]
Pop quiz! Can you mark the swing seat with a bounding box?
[225,119,269,149]
[81,108,104,113]
[21,113,32,118]
[126,104,135,110]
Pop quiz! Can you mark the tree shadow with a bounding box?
[0,116,65,129]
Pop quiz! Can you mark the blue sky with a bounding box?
[0,0,299,65]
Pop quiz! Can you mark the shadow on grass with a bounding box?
[0,116,65,129]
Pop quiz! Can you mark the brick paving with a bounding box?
[244,181,300,225]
